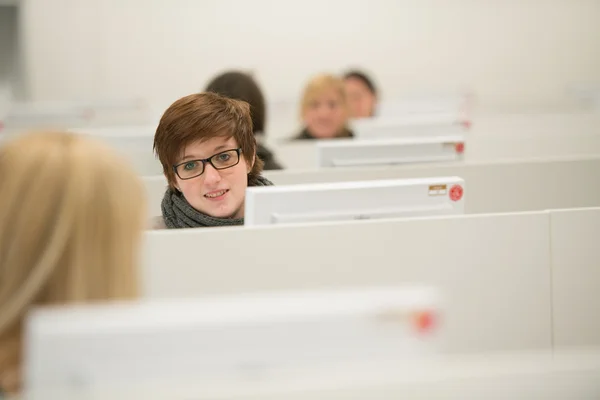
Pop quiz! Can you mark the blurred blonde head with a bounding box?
[0,131,146,393]
[300,74,351,139]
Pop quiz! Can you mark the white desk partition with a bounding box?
[550,207,600,348]
[270,123,600,169]
[144,156,600,219]
[1,100,154,134]
[25,286,441,399]
[23,348,600,399]
[316,136,465,168]
[472,111,600,136]
[143,212,553,353]
[266,156,600,214]
[69,125,156,152]
[350,114,468,139]
[231,350,600,400]
[466,131,600,161]
[68,126,163,175]
[175,350,600,400]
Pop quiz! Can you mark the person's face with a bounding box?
[303,89,348,138]
[174,136,252,219]
[345,77,377,119]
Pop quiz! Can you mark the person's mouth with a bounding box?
[204,189,229,200]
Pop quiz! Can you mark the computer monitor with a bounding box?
[1,102,90,133]
[24,286,441,399]
[317,136,465,168]
[350,114,470,139]
[68,126,162,176]
[244,176,465,227]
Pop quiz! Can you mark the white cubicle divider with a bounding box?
[227,349,600,400]
[316,136,465,168]
[143,155,600,219]
[265,155,600,214]
[70,125,156,151]
[0,103,90,133]
[550,207,600,348]
[244,177,465,227]
[350,114,469,139]
[271,129,600,170]
[143,211,553,354]
[471,111,600,136]
[1,100,154,134]
[68,126,163,176]
[25,285,441,399]
[375,93,470,118]
[22,349,600,399]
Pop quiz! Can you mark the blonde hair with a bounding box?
[300,73,348,117]
[0,131,146,392]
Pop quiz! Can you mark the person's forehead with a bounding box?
[345,78,370,91]
[313,88,343,100]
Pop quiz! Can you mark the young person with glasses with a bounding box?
[153,92,273,229]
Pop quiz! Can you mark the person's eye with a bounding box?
[217,153,231,162]
[183,161,198,171]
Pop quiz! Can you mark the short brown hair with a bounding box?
[205,71,266,135]
[154,92,264,189]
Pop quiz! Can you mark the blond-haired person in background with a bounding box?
[294,74,353,140]
[0,132,146,395]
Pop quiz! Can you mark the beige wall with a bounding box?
[19,0,600,118]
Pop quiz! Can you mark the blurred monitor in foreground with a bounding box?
[25,286,441,399]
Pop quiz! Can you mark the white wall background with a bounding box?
[18,0,600,114]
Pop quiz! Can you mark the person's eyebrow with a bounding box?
[178,154,200,163]
[176,144,231,163]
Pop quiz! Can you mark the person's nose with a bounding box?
[316,105,330,118]
[202,162,222,186]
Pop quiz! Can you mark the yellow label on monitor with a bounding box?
[428,184,447,196]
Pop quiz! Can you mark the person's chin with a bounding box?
[205,204,240,219]
[207,209,234,219]
[315,130,335,139]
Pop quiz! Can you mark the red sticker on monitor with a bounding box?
[413,311,435,334]
[455,142,465,154]
[449,184,463,201]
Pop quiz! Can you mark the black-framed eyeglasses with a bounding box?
[173,148,242,180]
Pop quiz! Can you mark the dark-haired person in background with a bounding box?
[343,70,378,119]
[205,71,283,170]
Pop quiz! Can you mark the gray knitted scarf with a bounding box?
[161,176,273,229]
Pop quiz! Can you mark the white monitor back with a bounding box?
[350,114,470,139]
[316,136,465,168]
[1,102,90,133]
[244,177,465,227]
[375,93,470,117]
[69,126,162,176]
[25,286,441,399]
[1,100,153,133]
